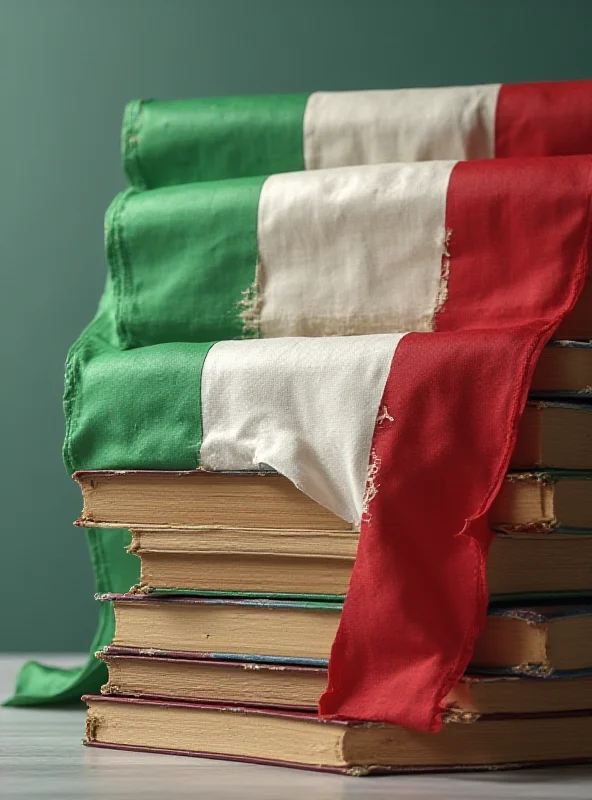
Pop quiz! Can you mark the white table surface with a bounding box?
[2,655,592,799]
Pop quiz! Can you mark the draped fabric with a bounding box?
[123,81,592,187]
[321,158,592,728]
[7,84,592,722]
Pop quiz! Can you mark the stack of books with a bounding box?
[77,382,592,773]
[72,85,592,774]
[78,422,592,772]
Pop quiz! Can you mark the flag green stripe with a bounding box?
[5,528,140,706]
[106,177,266,349]
[64,269,216,475]
[9,311,218,704]
[5,527,141,706]
[7,291,216,703]
[123,94,308,188]
[64,334,215,473]
[2,280,145,705]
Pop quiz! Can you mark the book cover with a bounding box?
[75,467,592,534]
[98,647,592,716]
[82,694,592,774]
[100,594,592,677]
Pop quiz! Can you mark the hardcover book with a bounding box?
[74,468,592,599]
[100,595,592,678]
[127,527,592,601]
[512,401,592,470]
[83,695,592,774]
[98,650,592,717]
[75,469,592,534]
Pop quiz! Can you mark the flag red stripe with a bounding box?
[496,81,592,157]
[320,156,592,730]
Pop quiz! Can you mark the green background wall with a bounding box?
[1,0,591,651]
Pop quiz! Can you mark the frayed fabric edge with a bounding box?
[237,262,263,338]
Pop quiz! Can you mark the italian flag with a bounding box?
[59,155,592,731]
[124,81,592,188]
[108,157,586,348]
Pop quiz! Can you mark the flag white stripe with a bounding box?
[199,334,407,525]
[257,161,455,338]
[303,85,500,169]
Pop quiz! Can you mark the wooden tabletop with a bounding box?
[2,654,592,799]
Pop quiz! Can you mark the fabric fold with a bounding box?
[105,157,591,348]
[105,177,266,348]
[9,156,592,725]
[106,161,457,347]
[320,156,592,729]
[122,81,592,187]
